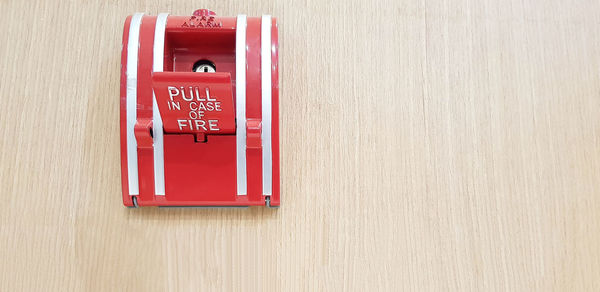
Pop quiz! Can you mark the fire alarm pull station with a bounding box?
[119,9,280,207]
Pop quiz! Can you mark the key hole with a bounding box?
[193,60,216,73]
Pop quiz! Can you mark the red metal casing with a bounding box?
[119,10,280,207]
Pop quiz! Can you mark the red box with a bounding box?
[119,10,280,207]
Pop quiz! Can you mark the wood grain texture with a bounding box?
[1,0,599,291]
